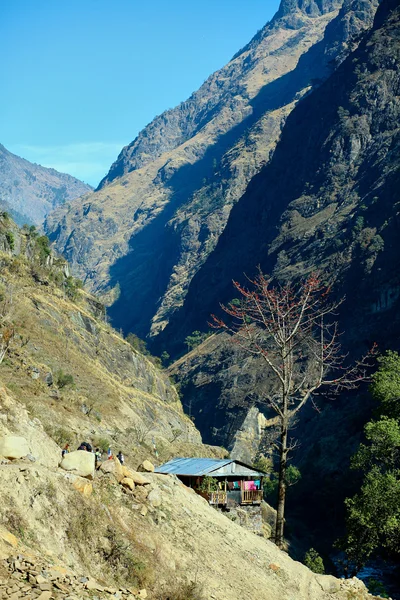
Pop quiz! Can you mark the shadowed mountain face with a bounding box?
[45,0,382,340]
[158,0,399,361]
[0,144,92,226]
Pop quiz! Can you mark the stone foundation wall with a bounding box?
[223,505,263,534]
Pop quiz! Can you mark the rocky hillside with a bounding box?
[0,215,216,464]
[45,0,379,339]
[0,386,377,600]
[0,144,92,226]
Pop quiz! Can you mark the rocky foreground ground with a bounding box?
[0,553,147,600]
[0,427,378,600]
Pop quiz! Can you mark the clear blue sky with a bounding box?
[1,0,280,186]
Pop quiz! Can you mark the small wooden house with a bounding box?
[155,457,265,507]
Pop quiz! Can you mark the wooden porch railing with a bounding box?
[241,490,263,505]
[208,491,227,505]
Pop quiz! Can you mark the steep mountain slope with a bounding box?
[0,144,92,226]
[45,0,379,339]
[160,0,400,359]
[0,215,212,464]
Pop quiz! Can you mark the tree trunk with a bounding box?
[275,422,288,549]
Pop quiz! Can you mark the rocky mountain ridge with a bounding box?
[44,0,381,339]
[160,0,399,358]
[0,144,92,227]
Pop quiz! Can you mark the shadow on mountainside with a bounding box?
[107,21,343,337]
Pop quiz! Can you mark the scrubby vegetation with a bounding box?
[339,351,400,572]
[303,548,325,574]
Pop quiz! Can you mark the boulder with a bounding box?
[72,477,93,497]
[122,467,150,485]
[139,460,154,473]
[85,578,104,591]
[121,477,135,491]
[0,436,30,459]
[99,457,125,482]
[134,487,149,503]
[0,527,18,548]
[60,450,95,479]
[147,487,162,508]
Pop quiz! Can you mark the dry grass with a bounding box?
[154,578,206,600]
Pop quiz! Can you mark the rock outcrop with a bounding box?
[0,144,92,227]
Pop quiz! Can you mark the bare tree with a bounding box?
[211,270,375,549]
[128,422,154,445]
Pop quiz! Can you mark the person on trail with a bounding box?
[95,448,102,466]
[77,443,86,451]
[61,443,70,458]
[107,447,112,460]
[117,451,124,465]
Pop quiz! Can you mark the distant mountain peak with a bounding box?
[276,0,342,18]
[0,143,92,226]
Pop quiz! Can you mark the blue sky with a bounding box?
[1,0,280,186]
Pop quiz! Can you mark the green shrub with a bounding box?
[5,231,15,250]
[161,350,170,366]
[184,330,211,352]
[198,476,219,492]
[304,548,325,574]
[367,579,389,598]
[63,277,82,301]
[45,425,74,447]
[35,235,51,262]
[126,332,149,355]
[93,436,110,453]
[56,369,75,389]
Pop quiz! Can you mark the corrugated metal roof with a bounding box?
[154,457,265,477]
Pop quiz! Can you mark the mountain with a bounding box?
[160,0,399,359]
[0,143,92,226]
[148,0,400,564]
[45,0,379,339]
